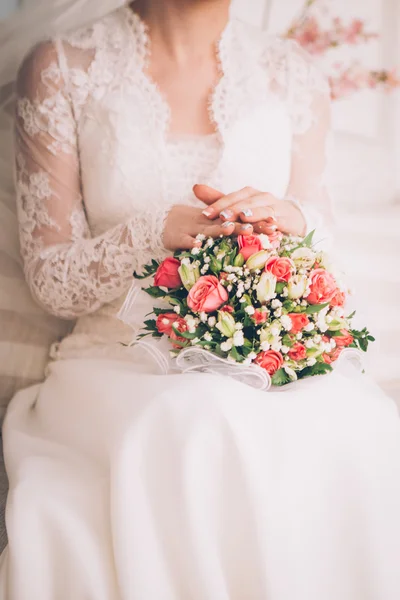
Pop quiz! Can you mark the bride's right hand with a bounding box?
[162,205,253,251]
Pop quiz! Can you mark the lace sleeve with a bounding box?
[15,41,168,320]
[281,41,334,246]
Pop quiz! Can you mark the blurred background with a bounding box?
[0,0,399,403]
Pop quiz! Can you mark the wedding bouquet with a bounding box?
[128,231,373,387]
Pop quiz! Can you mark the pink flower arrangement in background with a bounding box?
[285,0,400,100]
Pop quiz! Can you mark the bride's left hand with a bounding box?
[193,184,306,237]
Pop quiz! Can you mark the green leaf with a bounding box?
[230,346,243,362]
[299,362,333,379]
[276,282,286,294]
[302,229,315,247]
[305,302,329,315]
[144,286,169,299]
[347,310,356,320]
[271,368,291,386]
[171,326,198,341]
[133,259,160,280]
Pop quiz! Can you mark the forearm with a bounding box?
[26,213,169,319]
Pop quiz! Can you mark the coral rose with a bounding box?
[255,350,284,375]
[156,313,179,336]
[267,230,283,250]
[169,317,189,349]
[330,289,346,307]
[238,235,263,261]
[322,347,342,364]
[220,305,234,313]
[334,329,354,348]
[288,342,307,361]
[306,268,337,305]
[154,257,181,288]
[253,309,268,325]
[187,275,228,313]
[265,256,294,282]
[288,313,310,334]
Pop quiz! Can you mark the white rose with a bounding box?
[256,271,277,304]
[287,274,308,300]
[291,247,316,269]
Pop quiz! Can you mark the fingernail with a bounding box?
[222,221,234,228]
[240,223,252,231]
[241,209,253,217]
[202,209,214,217]
[220,209,233,219]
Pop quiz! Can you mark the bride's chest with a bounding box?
[76,65,293,236]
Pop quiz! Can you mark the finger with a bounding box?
[233,222,254,236]
[193,184,224,205]
[202,186,259,219]
[202,220,237,238]
[253,221,279,235]
[229,195,277,223]
[179,234,202,250]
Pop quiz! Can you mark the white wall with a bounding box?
[0,0,18,19]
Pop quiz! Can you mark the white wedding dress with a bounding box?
[1,7,400,600]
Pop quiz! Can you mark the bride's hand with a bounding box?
[193,184,306,237]
[162,205,254,251]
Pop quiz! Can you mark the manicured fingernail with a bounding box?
[241,209,253,217]
[220,209,233,219]
[240,223,252,230]
[222,221,234,228]
[202,209,214,217]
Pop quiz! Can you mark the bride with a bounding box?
[1,0,400,598]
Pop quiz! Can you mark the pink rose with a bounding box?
[322,347,342,365]
[169,317,189,349]
[154,257,181,289]
[156,313,179,336]
[253,309,268,325]
[330,289,346,308]
[220,305,234,314]
[288,313,310,334]
[334,329,354,348]
[267,231,284,250]
[288,342,307,361]
[238,235,263,261]
[265,256,294,282]
[187,275,228,313]
[255,350,284,376]
[306,268,337,305]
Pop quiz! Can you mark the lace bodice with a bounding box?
[14,6,332,358]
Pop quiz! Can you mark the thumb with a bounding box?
[193,184,224,205]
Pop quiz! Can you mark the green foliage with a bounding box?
[271,368,291,386]
[300,362,333,379]
[143,286,169,299]
[351,327,375,353]
[133,259,160,280]
[305,302,329,315]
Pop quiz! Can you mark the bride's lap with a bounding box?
[4,357,399,467]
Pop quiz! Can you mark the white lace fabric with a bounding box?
[14,7,332,350]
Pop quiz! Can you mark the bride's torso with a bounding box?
[49,7,319,361]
